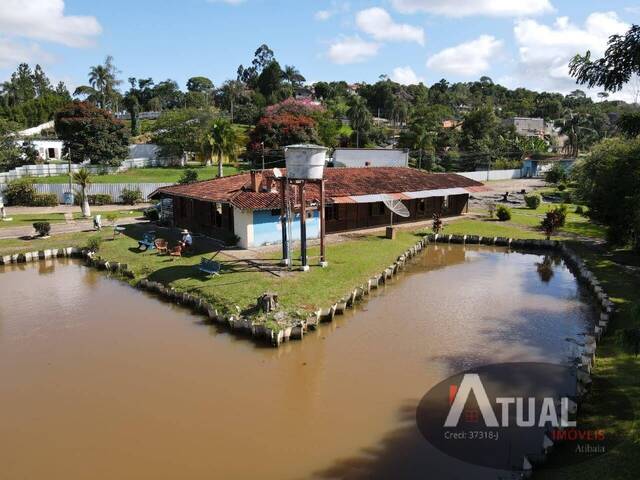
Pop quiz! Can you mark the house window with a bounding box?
[325,204,339,221]
[369,202,386,217]
[443,196,449,211]
[48,148,56,158]
[418,199,426,213]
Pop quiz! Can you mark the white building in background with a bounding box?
[503,117,546,138]
[332,148,409,168]
[16,121,64,160]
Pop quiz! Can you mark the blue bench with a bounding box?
[198,257,221,276]
[138,233,156,251]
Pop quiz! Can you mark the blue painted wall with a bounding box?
[252,210,320,247]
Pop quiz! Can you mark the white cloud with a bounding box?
[391,0,553,17]
[356,7,425,45]
[0,39,53,68]
[327,36,381,64]
[391,66,424,84]
[315,10,333,21]
[426,35,502,76]
[512,12,629,94]
[314,2,351,22]
[0,0,101,48]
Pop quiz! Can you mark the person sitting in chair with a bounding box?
[179,229,193,252]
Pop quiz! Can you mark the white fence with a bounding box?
[458,169,522,182]
[0,183,171,203]
[0,156,170,184]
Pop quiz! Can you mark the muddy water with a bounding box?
[0,246,595,480]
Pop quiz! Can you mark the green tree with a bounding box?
[73,168,92,218]
[0,119,24,171]
[346,96,372,148]
[257,61,284,102]
[153,108,215,161]
[573,137,640,251]
[570,25,640,92]
[207,118,239,178]
[54,101,129,166]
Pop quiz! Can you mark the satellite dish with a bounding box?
[382,195,410,218]
[273,168,283,178]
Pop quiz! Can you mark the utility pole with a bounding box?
[261,142,265,171]
[67,147,73,206]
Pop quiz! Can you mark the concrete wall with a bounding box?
[333,149,409,168]
[251,209,319,248]
[233,208,254,249]
[458,169,522,182]
[0,156,170,184]
[0,182,172,203]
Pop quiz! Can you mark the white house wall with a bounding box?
[233,208,254,249]
[333,149,409,168]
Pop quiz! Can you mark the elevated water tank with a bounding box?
[285,144,327,180]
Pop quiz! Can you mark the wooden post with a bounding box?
[300,180,308,271]
[280,177,288,265]
[319,179,327,267]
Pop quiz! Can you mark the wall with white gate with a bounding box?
[457,169,522,182]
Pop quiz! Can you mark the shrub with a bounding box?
[496,205,512,221]
[121,188,142,205]
[4,178,36,205]
[32,221,51,237]
[557,183,567,192]
[432,212,443,234]
[178,169,199,185]
[89,194,113,205]
[540,205,568,238]
[86,234,102,252]
[575,205,585,215]
[31,193,58,207]
[487,202,496,218]
[144,208,159,221]
[545,163,567,184]
[524,194,541,210]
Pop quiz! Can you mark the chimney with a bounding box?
[250,170,261,192]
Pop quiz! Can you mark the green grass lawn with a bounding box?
[34,164,246,184]
[0,213,66,229]
[463,201,607,241]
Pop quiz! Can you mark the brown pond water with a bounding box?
[0,245,595,480]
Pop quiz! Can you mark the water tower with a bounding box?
[281,144,328,271]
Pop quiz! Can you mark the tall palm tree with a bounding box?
[207,119,238,178]
[74,56,121,110]
[283,65,306,87]
[73,168,92,218]
[347,96,372,148]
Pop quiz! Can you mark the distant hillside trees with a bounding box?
[0,64,71,128]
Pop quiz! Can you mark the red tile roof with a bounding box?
[150,167,484,210]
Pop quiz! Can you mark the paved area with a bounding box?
[4,203,152,215]
[0,216,146,239]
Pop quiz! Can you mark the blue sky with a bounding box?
[1,0,639,100]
